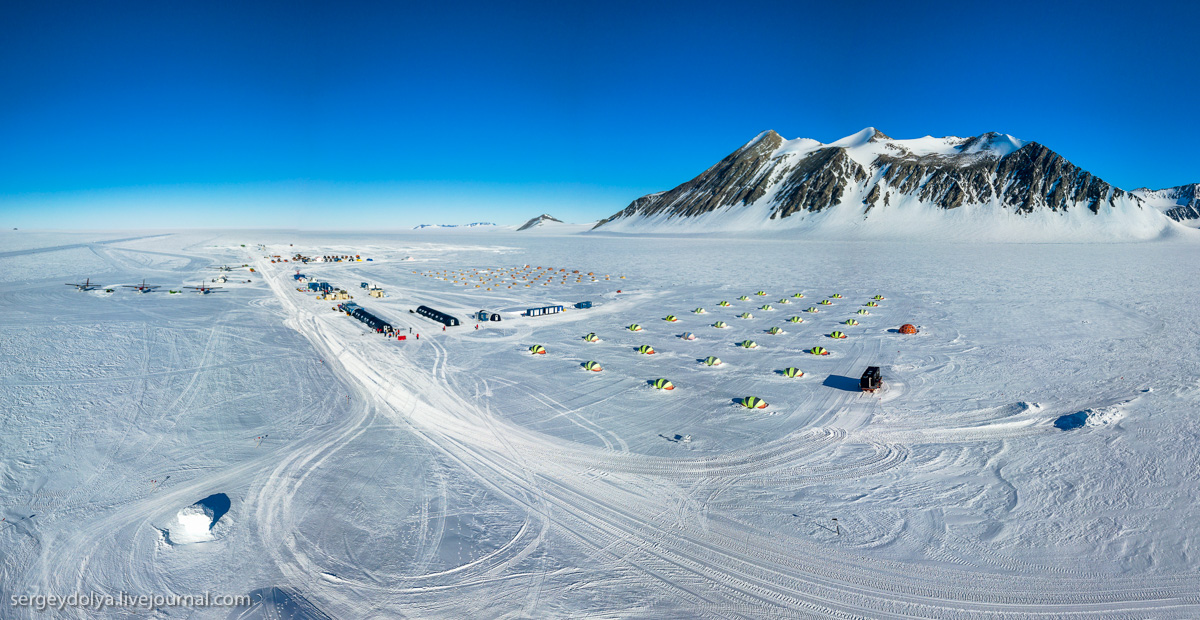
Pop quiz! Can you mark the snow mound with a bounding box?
[1084,405,1126,428]
[1054,404,1127,430]
[162,493,230,545]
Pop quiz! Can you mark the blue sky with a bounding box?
[2,1,1198,229]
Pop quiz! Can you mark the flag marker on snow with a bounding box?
[255,434,269,447]
[149,476,171,494]
[0,514,36,531]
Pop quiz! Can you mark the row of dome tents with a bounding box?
[599,292,890,340]
[524,292,900,410]
[416,265,622,290]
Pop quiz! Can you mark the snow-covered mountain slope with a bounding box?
[1133,184,1200,226]
[516,214,564,231]
[593,128,1194,240]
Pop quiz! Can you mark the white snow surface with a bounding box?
[3,229,1200,617]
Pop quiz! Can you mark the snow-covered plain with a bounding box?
[3,228,1200,618]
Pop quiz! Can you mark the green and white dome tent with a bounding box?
[718,300,731,306]
[782,367,803,378]
[529,344,547,354]
[788,316,804,323]
[805,307,820,313]
[777,298,790,304]
[829,331,847,339]
[755,291,767,296]
[872,294,885,300]
[628,323,643,331]
[583,332,600,342]
[767,326,783,335]
[739,312,754,319]
[843,319,859,326]
[759,304,773,311]
[664,315,678,322]
[740,396,768,409]
[810,346,829,355]
[693,307,706,314]
[652,378,674,390]
[856,309,869,315]
[703,356,722,366]
[583,360,602,371]
[741,340,758,349]
[865,301,879,307]
[819,299,833,305]
[637,344,656,354]
[712,321,728,328]
[738,295,750,301]
[792,293,804,298]
[680,332,696,340]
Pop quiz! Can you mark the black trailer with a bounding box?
[860,366,882,392]
[524,305,564,317]
[574,301,592,309]
[417,305,460,326]
[344,304,393,333]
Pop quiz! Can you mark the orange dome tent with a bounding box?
[899,324,918,334]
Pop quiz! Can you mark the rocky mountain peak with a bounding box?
[592,128,1190,231]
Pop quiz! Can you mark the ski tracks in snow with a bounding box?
[247,259,1200,617]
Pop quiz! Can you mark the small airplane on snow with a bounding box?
[122,279,160,293]
[66,278,98,291]
[184,283,223,294]
[210,265,241,272]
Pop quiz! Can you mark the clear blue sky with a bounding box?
[2,0,1198,229]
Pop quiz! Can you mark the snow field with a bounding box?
[3,230,1200,617]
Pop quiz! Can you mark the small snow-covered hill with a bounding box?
[516,214,564,231]
[593,128,1194,240]
[513,214,596,234]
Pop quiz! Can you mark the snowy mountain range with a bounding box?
[1132,184,1200,223]
[592,128,1199,237]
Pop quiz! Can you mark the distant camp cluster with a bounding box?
[527,292,911,410]
[275,253,373,264]
[416,265,624,290]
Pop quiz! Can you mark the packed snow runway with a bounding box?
[3,229,1200,618]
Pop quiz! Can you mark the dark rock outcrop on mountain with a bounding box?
[1167,202,1200,222]
[517,214,564,231]
[772,147,867,218]
[594,128,1173,230]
